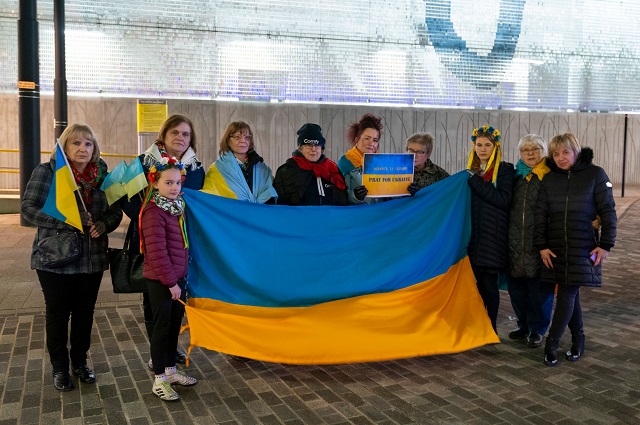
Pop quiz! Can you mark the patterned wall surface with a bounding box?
[2,1,640,110]
[1,95,637,191]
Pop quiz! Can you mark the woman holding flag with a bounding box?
[121,114,205,369]
[466,125,514,333]
[202,121,277,203]
[21,124,123,391]
[273,123,347,206]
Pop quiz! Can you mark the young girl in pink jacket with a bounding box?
[140,156,197,401]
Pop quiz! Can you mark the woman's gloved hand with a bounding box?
[407,182,420,197]
[89,222,106,238]
[354,185,368,201]
[79,211,94,227]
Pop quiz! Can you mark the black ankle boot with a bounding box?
[566,333,585,362]
[544,337,559,367]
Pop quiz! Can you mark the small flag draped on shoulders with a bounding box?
[100,160,128,205]
[122,157,147,200]
[181,171,499,365]
[41,142,84,233]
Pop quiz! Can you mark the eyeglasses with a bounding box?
[406,148,426,156]
[230,134,251,142]
[520,147,542,155]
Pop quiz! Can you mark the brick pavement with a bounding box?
[0,193,639,425]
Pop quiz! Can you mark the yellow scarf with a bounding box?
[344,146,364,169]
[528,158,551,182]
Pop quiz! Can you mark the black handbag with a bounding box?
[108,224,147,293]
[37,231,81,267]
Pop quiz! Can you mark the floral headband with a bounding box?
[147,155,186,183]
[471,125,501,142]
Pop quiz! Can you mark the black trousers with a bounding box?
[472,267,500,332]
[548,285,583,340]
[37,270,102,373]
[146,278,186,375]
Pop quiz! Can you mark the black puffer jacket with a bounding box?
[507,159,549,278]
[467,161,514,272]
[533,148,617,287]
[273,154,348,206]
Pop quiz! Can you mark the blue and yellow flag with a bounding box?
[100,160,128,205]
[182,171,498,364]
[41,142,83,233]
[122,157,147,200]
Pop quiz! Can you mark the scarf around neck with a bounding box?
[71,161,101,204]
[152,191,185,216]
[143,143,200,172]
[138,190,189,253]
[215,151,277,203]
[516,158,551,181]
[291,153,346,190]
[344,146,364,169]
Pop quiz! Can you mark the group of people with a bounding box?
[465,125,617,367]
[21,113,616,401]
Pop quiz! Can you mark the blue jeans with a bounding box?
[507,276,556,335]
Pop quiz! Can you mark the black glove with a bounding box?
[79,211,93,227]
[353,185,368,201]
[407,182,420,197]
[91,222,106,237]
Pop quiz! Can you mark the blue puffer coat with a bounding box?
[533,148,617,287]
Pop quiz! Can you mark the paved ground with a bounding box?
[0,190,639,425]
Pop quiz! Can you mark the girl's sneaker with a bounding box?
[166,370,197,386]
[152,380,180,401]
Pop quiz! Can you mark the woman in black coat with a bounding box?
[534,133,617,366]
[506,134,555,348]
[466,125,514,333]
[274,123,347,206]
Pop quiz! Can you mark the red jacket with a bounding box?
[140,202,188,287]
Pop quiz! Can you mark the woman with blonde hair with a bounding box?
[22,124,123,391]
[534,133,617,366]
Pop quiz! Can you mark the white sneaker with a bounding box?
[152,380,180,401]
[166,370,197,386]
[147,358,153,371]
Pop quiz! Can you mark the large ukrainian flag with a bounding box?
[182,171,498,364]
[41,142,83,232]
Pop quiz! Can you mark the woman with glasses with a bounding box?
[121,114,205,371]
[273,123,347,206]
[466,125,514,333]
[202,121,277,204]
[405,133,449,189]
[506,134,555,349]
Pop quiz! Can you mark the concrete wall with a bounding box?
[1,94,638,195]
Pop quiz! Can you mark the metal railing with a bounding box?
[0,148,138,174]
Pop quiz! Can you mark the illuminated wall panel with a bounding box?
[2,0,640,111]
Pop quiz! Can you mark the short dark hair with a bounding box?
[346,113,383,145]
